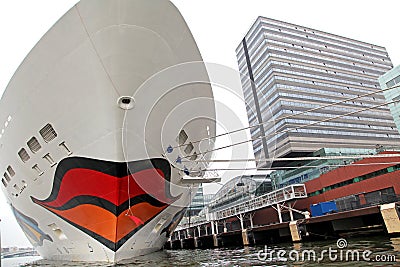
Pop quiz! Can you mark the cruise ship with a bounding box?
[0,0,216,262]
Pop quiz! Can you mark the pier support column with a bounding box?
[381,203,400,234]
[289,221,301,242]
[211,221,219,247]
[205,224,208,236]
[178,231,184,249]
[242,229,250,246]
[166,237,172,249]
[277,204,283,223]
[186,229,190,238]
[213,234,219,247]
[223,221,227,233]
[288,203,294,221]
[194,237,199,248]
[197,226,201,237]
[239,213,244,230]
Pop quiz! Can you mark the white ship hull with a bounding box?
[0,0,215,263]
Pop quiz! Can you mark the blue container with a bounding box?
[310,201,338,217]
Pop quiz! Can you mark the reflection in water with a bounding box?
[293,242,302,251]
[391,237,400,253]
[4,236,400,266]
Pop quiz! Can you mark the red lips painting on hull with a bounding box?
[31,157,180,251]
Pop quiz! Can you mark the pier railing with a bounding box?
[207,184,307,221]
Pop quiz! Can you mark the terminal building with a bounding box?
[236,17,400,167]
[271,147,377,188]
[295,151,400,213]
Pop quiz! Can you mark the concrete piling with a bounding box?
[380,203,400,234]
[289,221,301,242]
[242,229,250,246]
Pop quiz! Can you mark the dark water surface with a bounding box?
[3,236,400,266]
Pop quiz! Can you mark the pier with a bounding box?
[165,184,400,250]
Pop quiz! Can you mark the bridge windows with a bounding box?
[39,124,57,143]
[18,148,30,162]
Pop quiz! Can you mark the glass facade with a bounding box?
[185,185,207,217]
[236,17,400,167]
[379,65,400,134]
[386,75,400,88]
[207,174,272,212]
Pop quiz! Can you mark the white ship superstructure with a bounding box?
[0,0,216,262]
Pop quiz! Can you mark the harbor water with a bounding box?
[2,235,400,266]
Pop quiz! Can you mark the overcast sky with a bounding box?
[0,0,399,247]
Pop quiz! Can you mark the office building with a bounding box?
[236,17,400,167]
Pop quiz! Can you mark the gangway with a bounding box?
[207,184,307,221]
